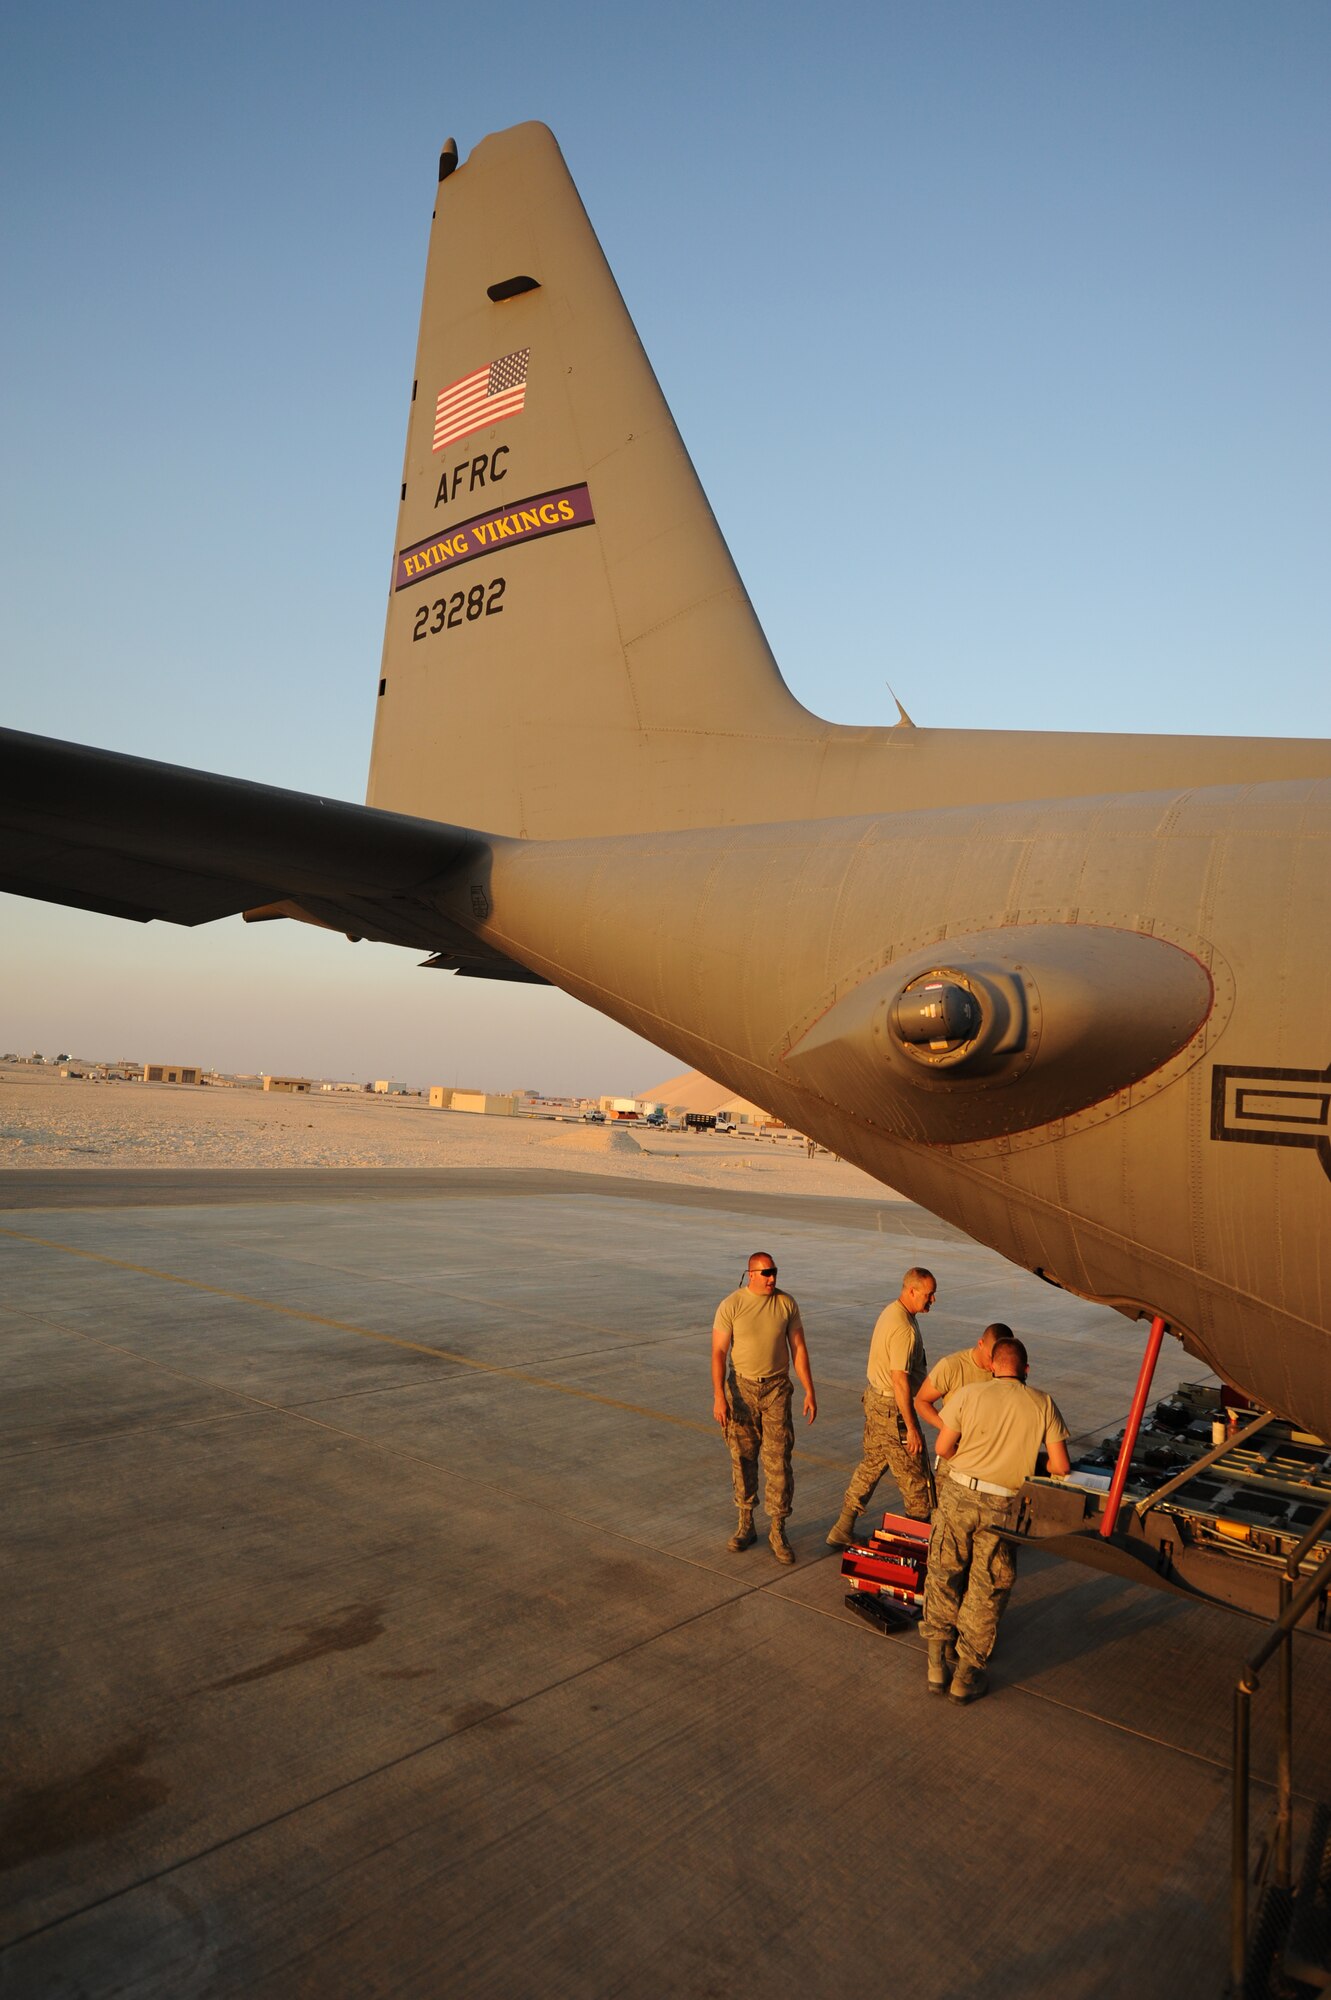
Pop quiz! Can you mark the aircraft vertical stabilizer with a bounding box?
[366,122,816,841]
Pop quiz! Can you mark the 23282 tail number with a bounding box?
[412,577,506,640]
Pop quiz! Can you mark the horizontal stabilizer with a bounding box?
[0,728,546,983]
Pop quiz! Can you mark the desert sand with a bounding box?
[0,1067,897,1199]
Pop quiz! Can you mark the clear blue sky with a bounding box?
[3,2,1327,1088]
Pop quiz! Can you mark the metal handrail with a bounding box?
[1230,1503,1331,1994]
[1245,1499,1331,1681]
[1271,1498,1331,1896]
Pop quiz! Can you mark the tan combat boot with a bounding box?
[727,1507,756,1552]
[949,1662,988,1705]
[926,1640,953,1697]
[825,1507,859,1549]
[769,1521,796,1565]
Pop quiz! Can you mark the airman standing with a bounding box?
[711,1252,817,1565]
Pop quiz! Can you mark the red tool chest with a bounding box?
[840,1510,930,1611]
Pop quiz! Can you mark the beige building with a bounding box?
[263,1076,312,1094]
[450,1091,518,1116]
[142,1063,200,1086]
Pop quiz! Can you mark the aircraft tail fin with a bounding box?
[366,123,816,841]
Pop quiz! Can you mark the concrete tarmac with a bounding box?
[3,1169,1329,1997]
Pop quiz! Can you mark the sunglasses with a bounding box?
[753,1267,777,1278]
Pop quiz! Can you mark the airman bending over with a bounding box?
[914,1321,1009,1488]
[712,1252,817,1565]
[922,1335,1070,1705]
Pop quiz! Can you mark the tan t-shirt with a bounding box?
[713,1287,803,1378]
[928,1348,991,1402]
[867,1298,927,1399]
[941,1377,1070,1491]
[928,1349,990,1485]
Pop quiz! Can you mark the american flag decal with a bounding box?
[433,349,530,454]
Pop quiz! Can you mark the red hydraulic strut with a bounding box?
[1098,1315,1168,1538]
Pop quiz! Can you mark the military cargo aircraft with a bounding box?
[4,121,1330,1499]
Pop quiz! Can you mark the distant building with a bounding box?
[263,1076,312,1094]
[142,1063,201,1086]
[450,1091,518,1116]
[372,1079,411,1095]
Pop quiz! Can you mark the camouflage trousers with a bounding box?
[840,1387,935,1523]
[921,1474,1019,1670]
[725,1371,794,1522]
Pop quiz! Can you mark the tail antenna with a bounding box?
[886,683,917,729]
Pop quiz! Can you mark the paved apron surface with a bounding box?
[2,1172,1326,1998]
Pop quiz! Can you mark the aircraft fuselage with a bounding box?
[451,774,1331,1436]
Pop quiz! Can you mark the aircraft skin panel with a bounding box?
[366,121,1331,842]
[440,776,1331,1436]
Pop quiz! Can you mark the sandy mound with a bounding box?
[541,1123,643,1155]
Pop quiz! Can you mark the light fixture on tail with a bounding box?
[782,925,1215,1146]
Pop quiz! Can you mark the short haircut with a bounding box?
[747,1250,774,1269]
[990,1336,1029,1376]
[903,1267,935,1290]
[981,1322,1012,1348]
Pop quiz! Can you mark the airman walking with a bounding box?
[827,1267,937,1547]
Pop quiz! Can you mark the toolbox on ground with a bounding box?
[840,1510,930,1614]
